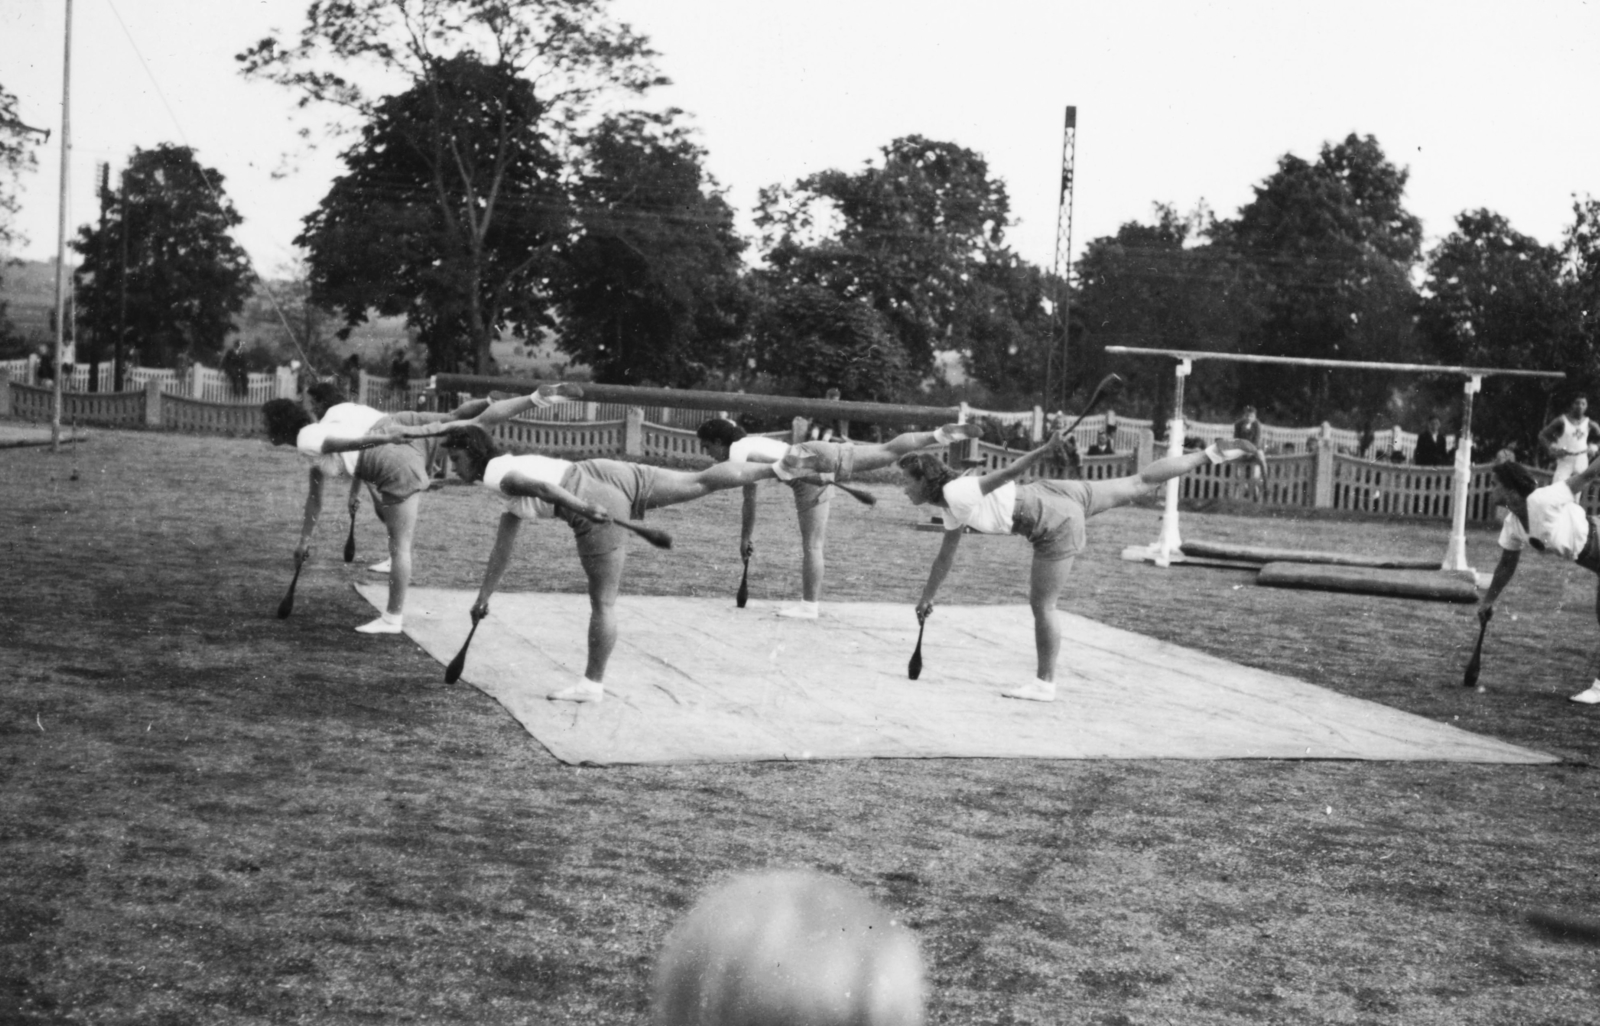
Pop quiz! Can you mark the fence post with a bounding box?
[1135,429,1153,472]
[1313,437,1335,509]
[791,416,808,444]
[0,370,9,417]
[582,401,597,421]
[1032,406,1044,443]
[358,370,371,406]
[145,379,163,427]
[275,366,297,399]
[623,406,644,456]
[26,353,39,385]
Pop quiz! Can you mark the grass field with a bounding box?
[3,426,1599,1025]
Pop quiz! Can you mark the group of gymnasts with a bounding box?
[261,384,1262,704]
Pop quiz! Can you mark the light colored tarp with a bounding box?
[357,584,1557,767]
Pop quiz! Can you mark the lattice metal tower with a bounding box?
[1043,105,1077,414]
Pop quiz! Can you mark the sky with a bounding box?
[1,0,1597,280]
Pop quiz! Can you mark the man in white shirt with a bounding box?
[1478,458,1600,703]
[1539,396,1600,484]
[696,417,978,619]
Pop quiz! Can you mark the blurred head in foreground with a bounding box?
[651,869,925,1026]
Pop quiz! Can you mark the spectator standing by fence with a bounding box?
[1540,396,1600,484]
[1414,416,1452,467]
[389,350,413,402]
[343,353,362,397]
[1234,406,1264,500]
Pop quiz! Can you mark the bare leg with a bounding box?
[797,500,831,603]
[383,494,419,615]
[580,547,625,683]
[1029,556,1075,681]
[649,461,775,508]
[355,493,418,633]
[846,425,976,473]
[1089,450,1217,509]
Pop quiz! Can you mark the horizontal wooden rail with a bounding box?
[433,375,962,425]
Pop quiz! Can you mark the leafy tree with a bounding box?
[747,281,914,403]
[1416,209,1572,455]
[1,81,48,353]
[1562,196,1600,391]
[754,135,1013,392]
[958,253,1061,408]
[239,0,664,375]
[1074,203,1259,420]
[293,54,569,374]
[71,144,254,370]
[1209,134,1423,424]
[550,111,750,387]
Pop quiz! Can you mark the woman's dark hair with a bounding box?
[262,399,313,446]
[897,452,958,494]
[696,417,746,448]
[305,382,347,418]
[1490,460,1538,498]
[441,423,504,482]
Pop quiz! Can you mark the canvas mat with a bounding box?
[356,585,1557,767]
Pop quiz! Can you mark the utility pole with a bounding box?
[116,166,129,392]
[1042,106,1077,417]
[50,0,73,450]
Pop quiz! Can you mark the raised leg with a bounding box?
[648,461,776,508]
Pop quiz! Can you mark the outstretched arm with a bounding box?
[471,513,522,620]
[1568,457,1600,495]
[1478,547,1521,617]
[297,466,325,561]
[499,470,609,522]
[976,435,1061,496]
[739,483,758,560]
[915,530,964,616]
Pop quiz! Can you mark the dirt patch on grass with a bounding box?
[3,427,1599,1024]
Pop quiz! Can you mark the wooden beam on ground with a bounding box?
[1181,540,1438,571]
[1256,563,1480,603]
[433,375,962,426]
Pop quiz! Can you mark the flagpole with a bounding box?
[51,0,73,450]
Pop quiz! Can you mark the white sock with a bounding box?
[778,601,820,619]
[381,611,402,626]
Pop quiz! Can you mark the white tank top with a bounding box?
[1556,415,1593,455]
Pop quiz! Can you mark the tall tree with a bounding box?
[1416,209,1571,454]
[958,253,1061,408]
[1074,203,1259,419]
[1209,134,1423,423]
[294,54,569,373]
[550,111,750,386]
[0,82,48,355]
[754,135,1013,394]
[747,281,914,404]
[71,144,254,369]
[239,0,664,374]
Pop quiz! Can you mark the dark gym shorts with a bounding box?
[787,441,857,512]
[355,412,446,505]
[1009,479,1095,561]
[557,459,656,556]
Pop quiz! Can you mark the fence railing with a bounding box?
[2,370,1552,523]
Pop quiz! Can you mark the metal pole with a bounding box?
[1443,376,1480,573]
[1153,359,1190,566]
[50,0,73,449]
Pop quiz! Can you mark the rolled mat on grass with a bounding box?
[1182,539,1438,569]
[356,584,1552,767]
[1256,562,1481,603]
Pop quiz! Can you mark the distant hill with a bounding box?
[2,257,587,378]
[1,258,59,342]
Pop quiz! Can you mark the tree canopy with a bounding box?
[71,144,254,370]
[754,135,1016,399]
[550,111,750,387]
[240,0,665,374]
[294,53,568,373]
